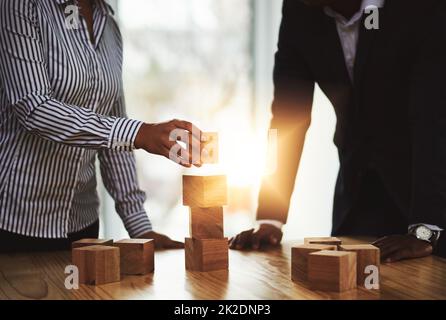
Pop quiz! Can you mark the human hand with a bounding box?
[372,234,433,263]
[138,231,184,250]
[229,224,283,250]
[134,119,202,167]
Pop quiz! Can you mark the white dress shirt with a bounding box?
[324,0,385,81]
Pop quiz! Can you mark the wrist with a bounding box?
[257,219,284,230]
[134,122,150,149]
[408,224,443,246]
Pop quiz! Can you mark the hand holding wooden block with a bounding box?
[72,245,120,285]
[183,175,227,207]
[71,238,113,248]
[115,239,155,275]
[185,238,228,272]
[308,250,357,292]
[304,237,342,247]
[201,132,218,164]
[189,207,224,239]
[291,244,337,282]
[339,244,380,288]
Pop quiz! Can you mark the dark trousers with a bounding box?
[0,220,99,253]
[333,169,408,238]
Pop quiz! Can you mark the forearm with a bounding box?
[257,118,309,223]
[14,95,142,150]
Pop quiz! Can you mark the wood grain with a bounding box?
[339,244,380,288]
[201,132,219,164]
[72,245,120,285]
[304,237,342,247]
[115,239,155,275]
[183,175,227,207]
[189,207,224,239]
[291,244,337,282]
[308,250,357,292]
[1,237,445,300]
[185,238,228,272]
[71,238,113,249]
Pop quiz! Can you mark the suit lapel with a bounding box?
[320,13,352,87]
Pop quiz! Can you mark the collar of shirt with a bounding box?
[53,0,114,16]
[324,0,385,27]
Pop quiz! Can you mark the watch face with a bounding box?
[415,226,433,241]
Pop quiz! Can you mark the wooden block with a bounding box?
[115,239,155,275]
[72,245,120,285]
[183,175,227,207]
[201,132,219,164]
[291,244,337,282]
[304,237,342,247]
[339,244,380,288]
[189,207,224,239]
[308,250,357,292]
[71,238,113,249]
[185,238,228,272]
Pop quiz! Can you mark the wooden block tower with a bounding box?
[182,134,228,272]
[183,175,228,272]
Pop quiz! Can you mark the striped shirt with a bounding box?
[0,0,152,238]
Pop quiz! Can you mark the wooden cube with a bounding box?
[71,238,113,249]
[183,175,227,207]
[339,244,380,288]
[308,250,357,292]
[115,239,155,275]
[185,238,228,272]
[189,207,224,239]
[72,245,120,285]
[291,244,337,282]
[304,237,342,247]
[201,132,219,164]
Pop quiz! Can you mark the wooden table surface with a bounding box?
[0,237,445,300]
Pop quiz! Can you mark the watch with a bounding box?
[409,224,441,245]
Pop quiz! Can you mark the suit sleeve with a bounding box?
[409,2,446,257]
[256,0,315,224]
[0,0,140,151]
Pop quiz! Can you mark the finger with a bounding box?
[163,144,191,167]
[167,240,184,249]
[372,237,388,246]
[236,229,254,250]
[229,234,241,249]
[174,120,202,139]
[376,239,401,258]
[380,244,400,260]
[384,250,407,263]
[251,231,262,250]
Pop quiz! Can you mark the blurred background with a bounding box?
[99,0,339,242]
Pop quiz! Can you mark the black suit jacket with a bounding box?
[257,0,446,256]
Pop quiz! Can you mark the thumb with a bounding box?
[168,240,185,249]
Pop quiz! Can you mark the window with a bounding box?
[100,0,338,240]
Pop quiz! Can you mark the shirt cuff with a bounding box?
[257,219,284,230]
[408,223,444,232]
[121,211,153,238]
[108,118,143,152]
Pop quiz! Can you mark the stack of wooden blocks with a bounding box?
[183,174,229,272]
[72,238,155,285]
[291,237,380,292]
